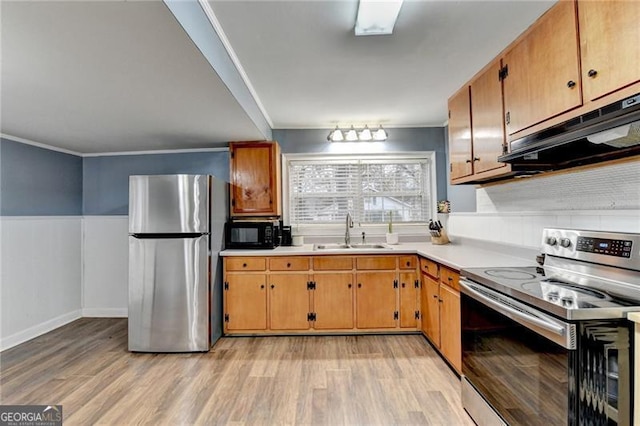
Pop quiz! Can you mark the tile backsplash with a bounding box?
[475,160,640,212]
[447,159,640,249]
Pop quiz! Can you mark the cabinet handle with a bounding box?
[588,69,598,78]
[439,299,443,303]
[406,261,411,266]
[287,262,291,267]
[402,283,406,288]
[433,295,438,299]
[242,263,247,268]
[567,80,576,89]
[465,159,472,163]
[358,283,362,288]
[448,277,453,281]
[473,157,480,162]
[260,285,264,289]
[348,284,352,288]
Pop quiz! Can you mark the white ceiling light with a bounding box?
[359,125,372,141]
[345,125,359,141]
[373,125,388,141]
[355,0,404,36]
[327,125,388,142]
[327,125,345,141]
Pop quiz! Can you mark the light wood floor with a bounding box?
[0,318,473,425]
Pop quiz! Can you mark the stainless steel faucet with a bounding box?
[345,212,354,246]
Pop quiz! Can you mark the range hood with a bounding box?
[499,93,640,171]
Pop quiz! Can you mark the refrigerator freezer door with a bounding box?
[129,175,209,234]
[128,235,210,352]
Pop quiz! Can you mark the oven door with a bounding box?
[460,279,578,426]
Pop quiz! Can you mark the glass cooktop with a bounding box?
[461,266,640,320]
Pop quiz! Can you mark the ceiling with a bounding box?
[1,0,555,154]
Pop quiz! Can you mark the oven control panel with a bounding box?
[576,237,633,258]
[542,228,640,270]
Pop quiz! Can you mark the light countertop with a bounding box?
[221,241,536,271]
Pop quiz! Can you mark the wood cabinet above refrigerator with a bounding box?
[229,141,282,217]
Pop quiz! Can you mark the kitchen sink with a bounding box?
[314,243,389,250]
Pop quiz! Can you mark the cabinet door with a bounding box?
[502,0,581,135]
[225,274,267,331]
[399,272,418,328]
[470,60,508,174]
[439,284,461,373]
[269,274,310,330]
[355,272,397,329]
[578,0,640,101]
[448,87,474,180]
[230,141,281,217]
[313,273,354,329]
[422,275,441,347]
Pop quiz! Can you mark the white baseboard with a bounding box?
[82,308,128,318]
[0,310,82,352]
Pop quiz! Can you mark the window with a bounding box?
[284,153,435,228]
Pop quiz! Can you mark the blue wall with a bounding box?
[0,138,83,216]
[273,127,449,202]
[82,150,229,215]
[2,126,458,216]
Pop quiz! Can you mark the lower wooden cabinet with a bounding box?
[356,272,397,329]
[313,273,354,329]
[223,254,461,373]
[421,274,441,345]
[439,283,461,372]
[223,255,419,333]
[225,273,267,331]
[420,261,462,373]
[269,273,310,330]
[399,272,419,328]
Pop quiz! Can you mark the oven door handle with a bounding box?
[460,279,576,349]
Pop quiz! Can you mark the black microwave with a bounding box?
[225,220,280,249]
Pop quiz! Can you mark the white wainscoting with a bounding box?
[0,217,82,351]
[81,216,129,317]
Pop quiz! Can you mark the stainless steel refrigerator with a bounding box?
[128,174,227,352]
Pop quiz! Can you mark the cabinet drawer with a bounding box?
[440,266,460,291]
[225,257,266,271]
[399,255,417,270]
[356,256,396,270]
[313,256,353,270]
[269,257,310,271]
[419,258,439,278]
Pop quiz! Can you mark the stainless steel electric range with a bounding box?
[460,228,640,426]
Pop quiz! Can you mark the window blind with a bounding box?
[288,157,431,225]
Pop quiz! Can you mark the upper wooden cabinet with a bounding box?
[578,0,640,101]
[449,60,512,184]
[502,0,582,135]
[229,141,281,217]
[470,60,509,175]
[448,87,473,181]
